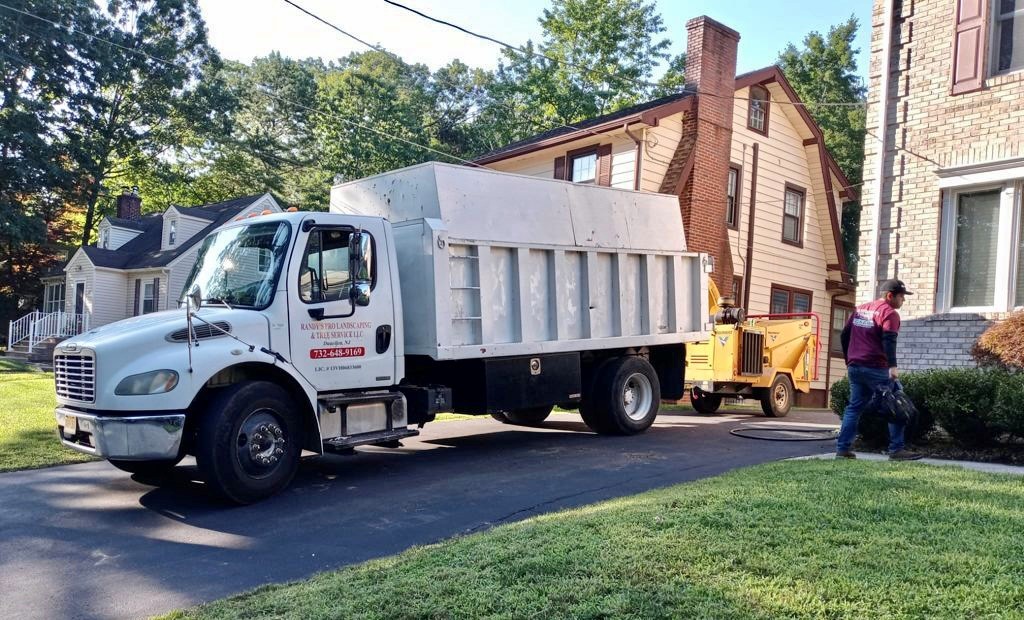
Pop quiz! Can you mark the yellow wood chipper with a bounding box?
[684,280,820,417]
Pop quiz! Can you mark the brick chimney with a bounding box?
[116,186,142,221]
[677,16,739,294]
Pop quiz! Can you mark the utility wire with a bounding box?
[379,0,867,109]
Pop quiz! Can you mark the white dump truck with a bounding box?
[53,163,711,502]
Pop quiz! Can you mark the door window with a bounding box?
[300,229,353,303]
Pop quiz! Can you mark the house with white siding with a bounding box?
[476,16,858,405]
[10,189,280,357]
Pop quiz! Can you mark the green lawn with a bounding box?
[165,460,1024,619]
[0,359,95,472]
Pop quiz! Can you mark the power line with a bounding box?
[379,0,867,109]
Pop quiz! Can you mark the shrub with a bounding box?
[924,368,1005,447]
[972,312,1024,370]
[829,373,936,446]
[992,372,1024,440]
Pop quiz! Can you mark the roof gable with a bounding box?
[80,194,271,270]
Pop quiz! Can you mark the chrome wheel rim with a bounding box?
[236,408,287,479]
[623,373,653,421]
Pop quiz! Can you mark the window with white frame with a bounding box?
[570,151,597,184]
[726,167,740,228]
[168,220,177,246]
[939,180,1024,311]
[992,0,1024,75]
[99,228,109,249]
[143,281,157,314]
[44,282,65,314]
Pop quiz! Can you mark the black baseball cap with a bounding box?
[880,279,912,295]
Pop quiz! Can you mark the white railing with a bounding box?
[8,311,41,348]
[7,311,89,352]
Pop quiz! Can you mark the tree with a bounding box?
[66,0,225,246]
[777,17,867,277]
[0,0,100,329]
[487,0,672,143]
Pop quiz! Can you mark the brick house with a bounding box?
[859,0,1024,369]
[476,16,858,404]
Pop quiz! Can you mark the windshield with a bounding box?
[181,221,292,310]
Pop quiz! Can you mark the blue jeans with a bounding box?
[837,365,906,453]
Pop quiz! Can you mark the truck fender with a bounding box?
[188,362,323,454]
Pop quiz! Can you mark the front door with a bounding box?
[73,282,85,331]
[288,218,396,392]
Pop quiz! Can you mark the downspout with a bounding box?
[868,0,897,299]
[742,144,759,308]
[623,122,643,190]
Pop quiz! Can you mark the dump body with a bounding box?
[331,163,711,361]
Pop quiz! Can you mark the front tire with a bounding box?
[196,381,304,504]
[760,374,794,417]
[581,357,661,435]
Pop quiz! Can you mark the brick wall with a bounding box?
[677,16,740,294]
[859,0,1024,369]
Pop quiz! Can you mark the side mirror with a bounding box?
[349,232,372,308]
[188,285,202,311]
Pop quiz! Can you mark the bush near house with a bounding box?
[830,369,1024,449]
[971,311,1024,370]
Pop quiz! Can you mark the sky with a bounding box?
[197,0,872,83]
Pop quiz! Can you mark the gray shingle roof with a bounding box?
[82,195,267,270]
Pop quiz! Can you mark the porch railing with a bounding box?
[7,311,89,352]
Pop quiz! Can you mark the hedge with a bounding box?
[972,311,1024,370]
[830,368,1024,448]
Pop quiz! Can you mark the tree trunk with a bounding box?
[80,181,101,247]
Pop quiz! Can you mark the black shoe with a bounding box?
[889,449,924,461]
[835,450,857,459]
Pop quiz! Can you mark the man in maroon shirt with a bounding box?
[836,279,923,460]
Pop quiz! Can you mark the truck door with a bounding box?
[289,219,396,392]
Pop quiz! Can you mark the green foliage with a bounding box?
[487,0,673,143]
[832,368,1024,447]
[165,461,1024,619]
[971,311,1024,370]
[777,16,866,277]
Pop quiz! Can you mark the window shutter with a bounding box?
[951,0,987,95]
[554,156,566,180]
[596,144,613,186]
[152,277,160,312]
[133,279,141,315]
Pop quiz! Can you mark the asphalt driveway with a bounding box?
[0,408,837,620]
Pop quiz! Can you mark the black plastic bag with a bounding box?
[866,382,919,427]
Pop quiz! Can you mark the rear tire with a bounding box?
[581,357,660,435]
[760,374,794,417]
[196,381,304,504]
[492,406,553,426]
[689,388,722,414]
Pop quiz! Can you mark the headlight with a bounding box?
[115,370,179,395]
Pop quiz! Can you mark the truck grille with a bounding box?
[740,331,764,376]
[54,353,96,403]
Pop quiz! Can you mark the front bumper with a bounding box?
[55,408,186,460]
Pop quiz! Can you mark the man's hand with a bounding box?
[889,367,900,380]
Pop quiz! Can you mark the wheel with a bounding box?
[196,381,304,504]
[760,374,794,417]
[109,455,184,477]
[493,406,553,426]
[689,388,722,414]
[581,357,661,435]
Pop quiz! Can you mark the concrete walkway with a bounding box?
[795,452,1024,476]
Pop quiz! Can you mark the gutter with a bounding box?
[623,122,643,191]
[868,0,896,299]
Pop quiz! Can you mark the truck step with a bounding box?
[322,427,419,454]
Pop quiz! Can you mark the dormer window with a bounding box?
[168,220,176,246]
[99,228,109,249]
